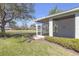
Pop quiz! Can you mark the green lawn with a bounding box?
[6,30,36,33]
[0,37,77,56]
[0,30,78,56]
[0,30,36,38]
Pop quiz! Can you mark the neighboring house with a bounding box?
[34,8,79,39]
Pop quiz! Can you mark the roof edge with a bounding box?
[34,7,79,22]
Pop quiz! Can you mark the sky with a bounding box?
[34,3,79,18]
[17,3,79,27]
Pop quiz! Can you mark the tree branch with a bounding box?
[5,13,14,23]
[0,11,6,26]
[0,25,2,27]
[2,11,6,21]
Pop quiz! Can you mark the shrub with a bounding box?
[45,36,79,52]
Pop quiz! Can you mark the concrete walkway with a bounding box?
[37,39,79,56]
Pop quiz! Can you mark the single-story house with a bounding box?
[34,8,79,39]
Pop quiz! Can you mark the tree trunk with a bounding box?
[0,11,6,37]
[1,23,6,37]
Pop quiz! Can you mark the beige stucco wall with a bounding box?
[53,16,75,38]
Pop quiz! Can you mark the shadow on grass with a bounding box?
[0,32,35,43]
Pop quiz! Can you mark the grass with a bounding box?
[6,30,36,34]
[0,37,77,56]
[0,30,36,38]
[0,30,78,56]
[45,36,79,52]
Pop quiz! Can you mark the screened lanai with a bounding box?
[36,21,49,36]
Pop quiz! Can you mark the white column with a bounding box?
[75,13,79,38]
[36,24,38,36]
[40,24,42,35]
[49,18,53,36]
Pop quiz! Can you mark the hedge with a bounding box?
[45,36,79,52]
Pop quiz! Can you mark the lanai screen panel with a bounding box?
[53,15,75,38]
[42,22,49,35]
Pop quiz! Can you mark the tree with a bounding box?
[0,3,34,36]
[30,24,36,30]
[48,6,62,15]
[9,20,16,29]
[21,20,28,30]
